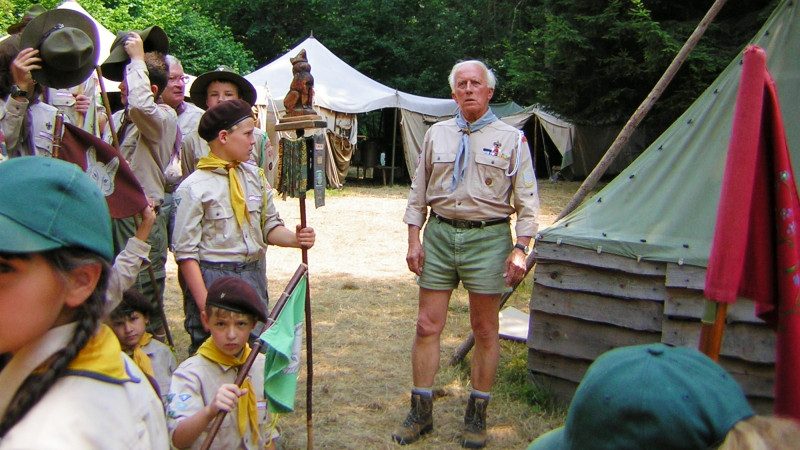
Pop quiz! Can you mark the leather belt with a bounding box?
[432,212,509,229]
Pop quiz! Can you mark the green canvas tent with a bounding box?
[537,0,800,267]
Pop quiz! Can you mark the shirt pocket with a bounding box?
[203,204,235,243]
[34,133,53,157]
[473,153,511,199]
[431,150,456,193]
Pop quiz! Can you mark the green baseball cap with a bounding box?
[0,157,113,262]
[528,343,755,450]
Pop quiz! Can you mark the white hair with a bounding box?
[448,60,496,92]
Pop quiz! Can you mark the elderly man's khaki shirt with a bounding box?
[166,353,270,449]
[173,161,283,264]
[404,117,540,237]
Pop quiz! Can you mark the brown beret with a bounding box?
[198,99,254,142]
[112,289,154,318]
[205,276,267,323]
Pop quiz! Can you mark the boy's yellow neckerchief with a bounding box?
[197,338,258,443]
[130,332,155,380]
[196,153,249,227]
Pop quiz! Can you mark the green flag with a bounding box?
[261,275,307,413]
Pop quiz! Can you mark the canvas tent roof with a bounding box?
[538,0,800,268]
[245,36,457,116]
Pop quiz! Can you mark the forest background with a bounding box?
[1,0,777,138]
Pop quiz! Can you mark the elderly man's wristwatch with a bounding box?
[513,243,529,255]
[10,85,28,99]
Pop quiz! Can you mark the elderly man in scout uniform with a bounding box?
[100,26,178,341]
[394,60,539,448]
[1,8,98,157]
[181,66,275,186]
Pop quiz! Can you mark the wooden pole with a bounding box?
[555,0,729,222]
[299,192,313,450]
[698,302,729,361]
[52,113,64,159]
[95,66,120,151]
[132,214,174,349]
[200,264,309,450]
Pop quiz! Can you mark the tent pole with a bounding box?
[391,108,398,187]
[555,0,728,221]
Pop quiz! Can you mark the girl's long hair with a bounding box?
[0,248,110,436]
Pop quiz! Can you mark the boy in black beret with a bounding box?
[166,276,277,449]
[108,289,178,402]
[172,99,315,355]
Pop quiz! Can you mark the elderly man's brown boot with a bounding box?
[461,395,488,448]
[391,392,433,445]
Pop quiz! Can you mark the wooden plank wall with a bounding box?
[527,243,775,413]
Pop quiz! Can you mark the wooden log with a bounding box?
[527,348,591,384]
[662,318,775,363]
[665,263,707,290]
[529,311,661,361]
[717,356,775,399]
[665,288,766,324]
[535,242,666,276]
[531,284,663,332]
[533,261,666,301]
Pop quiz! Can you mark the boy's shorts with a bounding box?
[418,217,512,294]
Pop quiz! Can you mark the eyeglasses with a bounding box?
[169,75,190,84]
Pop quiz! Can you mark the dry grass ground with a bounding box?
[162,178,590,449]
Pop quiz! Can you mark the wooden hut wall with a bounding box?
[527,242,775,413]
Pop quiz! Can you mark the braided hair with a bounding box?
[0,248,110,437]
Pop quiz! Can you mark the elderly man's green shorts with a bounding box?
[418,217,513,294]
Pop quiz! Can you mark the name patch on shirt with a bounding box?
[248,194,263,203]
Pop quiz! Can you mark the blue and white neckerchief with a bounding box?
[451,108,498,191]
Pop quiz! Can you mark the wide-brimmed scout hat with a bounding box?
[0,157,113,262]
[189,65,256,109]
[6,3,46,35]
[528,343,755,450]
[19,8,99,89]
[100,25,169,82]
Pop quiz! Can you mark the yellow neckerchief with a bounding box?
[196,153,249,227]
[197,338,258,443]
[67,324,130,382]
[129,332,155,379]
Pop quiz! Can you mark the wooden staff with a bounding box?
[200,264,309,450]
[299,191,314,450]
[95,66,120,150]
[52,113,64,159]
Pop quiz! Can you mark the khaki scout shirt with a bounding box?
[0,353,169,449]
[106,60,179,203]
[404,117,540,237]
[0,97,57,157]
[166,353,270,450]
[181,128,273,185]
[142,338,178,403]
[177,101,204,138]
[173,161,284,264]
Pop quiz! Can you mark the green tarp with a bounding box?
[538,0,800,268]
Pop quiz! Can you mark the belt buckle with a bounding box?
[454,219,471,229]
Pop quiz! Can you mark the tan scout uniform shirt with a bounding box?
[0,97,57,157]
[173,162,284,264]
[166,353,269,449]
[0,352,169,449]
[105,60,179,204]
[404,118,540,237]
[177,102,204,138]
[181,128,273,185]
[142,338,178,403]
